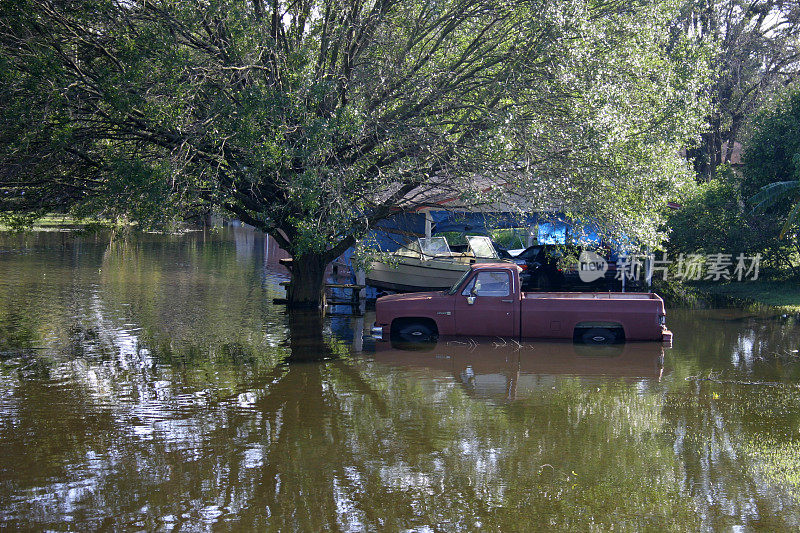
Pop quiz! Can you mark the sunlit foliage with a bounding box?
[0,0,710,303]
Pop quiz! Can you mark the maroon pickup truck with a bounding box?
[371,263,672,345]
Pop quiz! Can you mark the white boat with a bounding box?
[366,236,505,292]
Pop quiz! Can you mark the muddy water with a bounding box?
[1,229,800,531]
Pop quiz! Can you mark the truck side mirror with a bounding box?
[467,286,477,304]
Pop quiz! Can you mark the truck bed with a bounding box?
[523,292,657,300]
[520,292,665,340]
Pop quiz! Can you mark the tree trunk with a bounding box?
[706,113,723,181]
[725,113,743,165]
[287,252,328,309]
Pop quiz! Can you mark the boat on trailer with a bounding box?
[366,236,506,292]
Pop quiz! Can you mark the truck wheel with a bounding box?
[395,322,437,343]
[579,327,620,345]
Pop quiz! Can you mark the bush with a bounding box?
[667,163,799,276]
[667,167,752,255]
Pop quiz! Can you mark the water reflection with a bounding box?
[1,230,800,529]
[375,339,666,401]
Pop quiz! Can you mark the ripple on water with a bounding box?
[3,231,800,531]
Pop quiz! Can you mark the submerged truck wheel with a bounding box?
[577,327,622,345]
[392,320,438,344]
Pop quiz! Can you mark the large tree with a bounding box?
[681,0,800,180]
[0,0,708,306]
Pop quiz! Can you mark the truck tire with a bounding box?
[579,327,621,345]
[395,322,437,343]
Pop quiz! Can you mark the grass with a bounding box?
[690,278,800,313]
[0,214,118,231]
[33,215,110,227]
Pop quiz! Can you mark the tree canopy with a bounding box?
[0,0,710,305]
[681,0,800,180]
[746,89,800,241]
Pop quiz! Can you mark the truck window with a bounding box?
[446,269,473,294]
[461,271,510,297]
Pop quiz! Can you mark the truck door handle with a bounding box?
[501,299,513,303]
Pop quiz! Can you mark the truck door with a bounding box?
[454,270,519,337]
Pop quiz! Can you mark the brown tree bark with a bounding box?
[287,252,328,309]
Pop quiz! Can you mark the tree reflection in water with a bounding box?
[1,230,800,530]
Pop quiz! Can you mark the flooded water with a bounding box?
[1,229,800,531]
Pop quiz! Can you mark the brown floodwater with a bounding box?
[1,228,800,531]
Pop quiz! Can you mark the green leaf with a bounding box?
[779,198,800,239]
[749,180,800,213]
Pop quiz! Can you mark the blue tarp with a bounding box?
[429,211,538,233]
[429,210,604,246]
[354,210,609,253]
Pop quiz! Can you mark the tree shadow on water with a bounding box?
[285,309,338,363]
